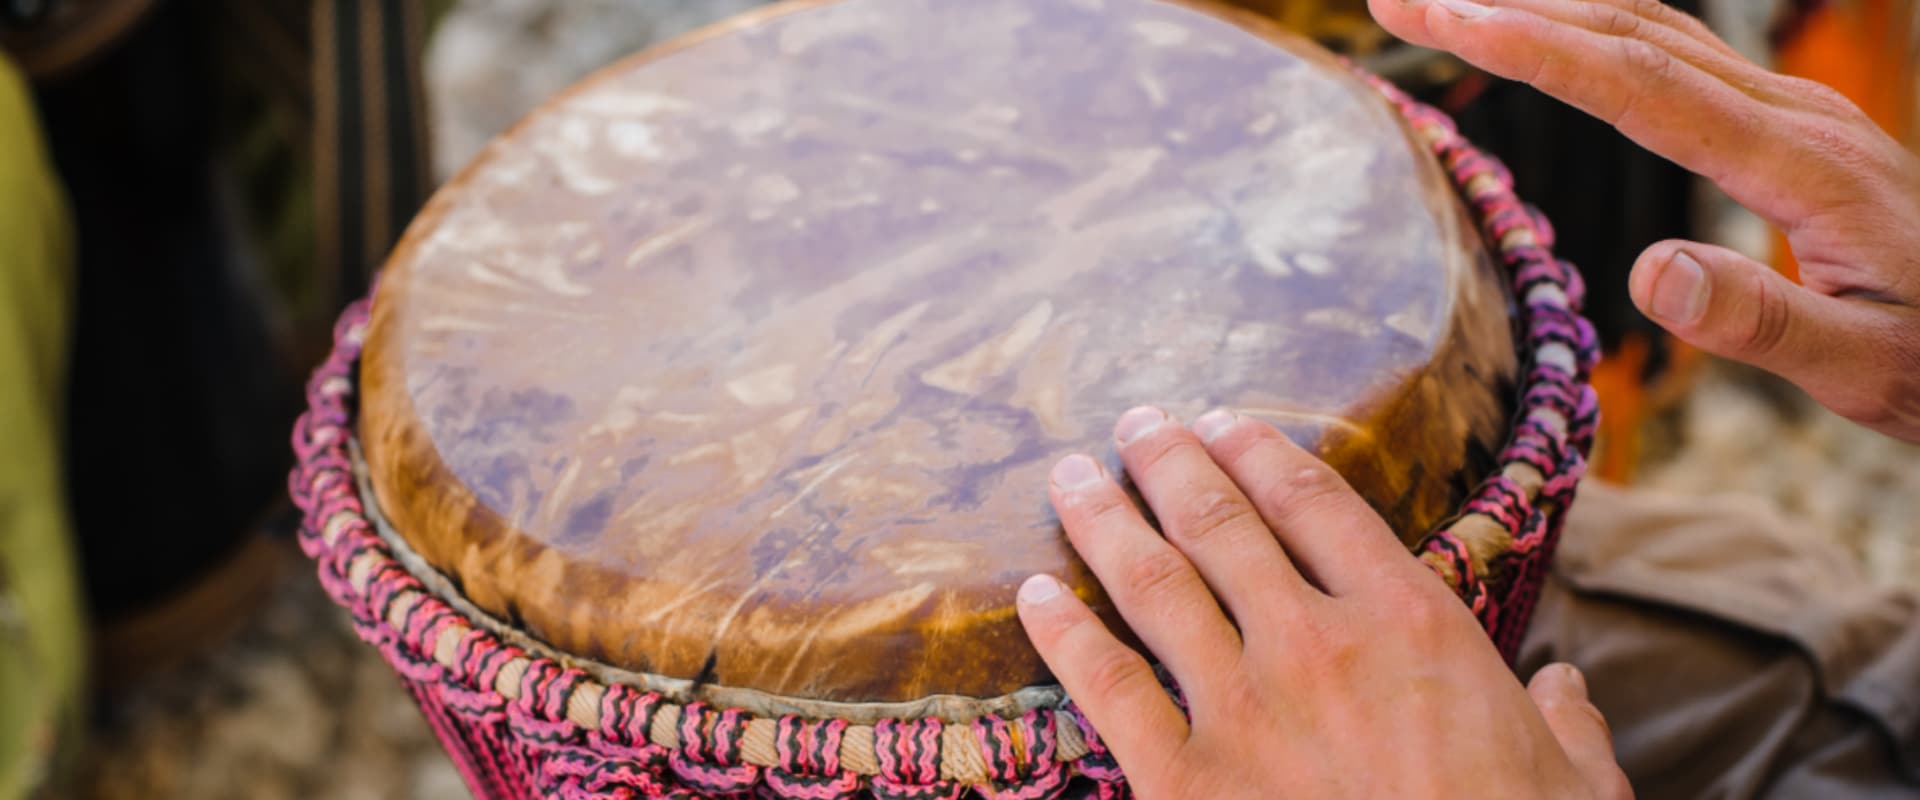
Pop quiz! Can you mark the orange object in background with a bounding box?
[1589,333,1709,484]
[1590,336,1651,483]
[1772,0,1917,282]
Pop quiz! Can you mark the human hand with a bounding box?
[1016,408,1632,799]
[1367,0,1920,442]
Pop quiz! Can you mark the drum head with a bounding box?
[358,0,1516,703]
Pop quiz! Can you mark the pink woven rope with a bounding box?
[288,70,1597,799]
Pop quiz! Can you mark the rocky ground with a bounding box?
[422,0,776,181]
[77,542,463,800]
[1638,362,1920,587]
[68,1,1920,797]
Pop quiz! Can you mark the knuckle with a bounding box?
[1122,548,1199,605]
[1542,695,1615,741]
[1778,75,1867,119]
[1259,463,1351,518]
[1616,37,1675,84]
[1377,581,1460,637]
[1731,271,1794,358]
[1070,484,1135,525]
[1291,615,1364,668]
[1123,428,1188,474]
[1586,4,1642,38]
[1629,0,1673,24]
[1169,490,1260,544]
[1526,50,1571,97]
[1079,649,1155,705]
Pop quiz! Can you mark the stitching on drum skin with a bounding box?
[287,65,1599,796]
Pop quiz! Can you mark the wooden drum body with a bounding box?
[290,0,1599,796]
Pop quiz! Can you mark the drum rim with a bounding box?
[347,437,1075,724]
[289,67,1597,795]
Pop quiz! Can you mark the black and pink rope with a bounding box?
[872,719,949,799]
[289,72,1598,799]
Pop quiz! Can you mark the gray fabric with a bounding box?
[1521,482,1920,799]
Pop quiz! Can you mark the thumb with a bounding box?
[1529,664,1633,799]
[1630,241,1866,386]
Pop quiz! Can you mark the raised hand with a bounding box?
[1369,0,1920,442]
[1017,408,1633,799]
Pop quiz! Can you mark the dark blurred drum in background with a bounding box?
[0,0,154,79]
[2,0,437,685]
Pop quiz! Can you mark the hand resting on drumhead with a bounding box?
[1016,408,1633,800]
[1371,0,1920,443]
[1016,3,1920,796]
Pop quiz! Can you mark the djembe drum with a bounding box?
[290,0,1599,796]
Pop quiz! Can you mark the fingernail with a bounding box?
[1114,406,1167,446]
[1557,663,1589,697]
[1019,574,1064,605]
[1192,409,1239,444]
[1050,454,1105,491]
[1434,0,1495,18]
[1651,251,1709,323]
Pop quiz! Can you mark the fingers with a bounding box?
[1373,0,1862,224]
[1413,3,1765,189]
[1110,407,1312,617]
[1188,410,1422,595]
[1628,240,1907,427]
[1372,0,1744,73]
[1465,0,1770,91]
[1047,453,1244,682]
[1527,664,1634,800]
[1365,0,1920,441]
[1016,574,1190,771]
[1365,0,1441,48]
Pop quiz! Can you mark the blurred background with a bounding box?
[0,0,1915,797]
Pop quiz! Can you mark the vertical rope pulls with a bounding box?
[288,72,1598,799]
[1363,72,1602,659]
